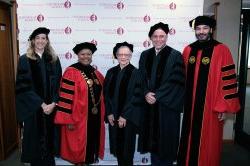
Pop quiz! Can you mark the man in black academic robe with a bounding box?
[138,22,185,166]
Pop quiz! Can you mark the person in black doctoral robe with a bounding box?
[15,27,62,166]
[138,22,185,166]
[104,42,144,166]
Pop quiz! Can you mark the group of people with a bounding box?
[15,15,240,166]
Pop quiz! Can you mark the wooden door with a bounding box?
[0,2,18,160]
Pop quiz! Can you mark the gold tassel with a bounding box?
[192,19,195,29]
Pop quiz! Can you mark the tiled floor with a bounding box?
[1,143,250,166]
[221,143,250,166]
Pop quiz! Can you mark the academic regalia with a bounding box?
[138,45,185,161]
[29,27,50,40]
[15,54,62,165]
[189,16,216,29]
[103,63,144,166]
[177,39,241,166]
[54,62,105,164]
[148,22,169,37]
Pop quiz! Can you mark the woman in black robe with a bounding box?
[104,42,144,166]
[15,27,62,166]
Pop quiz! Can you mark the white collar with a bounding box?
[155,45,166,55]
[35,51,43,58]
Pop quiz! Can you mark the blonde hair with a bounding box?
[26,36,58,63]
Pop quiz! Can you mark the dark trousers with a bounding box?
[30,155,55,166]
[117,154,133,166]
[115,122,136,166]
[151,153,173,166]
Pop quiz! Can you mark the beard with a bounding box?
[195,32,211,42]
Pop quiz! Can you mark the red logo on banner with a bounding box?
[37,14,44,22]
[91,39,98,46]
[90,14,97,22]
[65,27,72,34]
[143,40,151,48]
[169,28,176,35]
[143,15,151,23]
[169,2,176,10]
[65,52,72,59]
[64,0,71,8]
[117,27,124,35]
[117,2,124,10]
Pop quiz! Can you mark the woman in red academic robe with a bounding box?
[54,42,105,166]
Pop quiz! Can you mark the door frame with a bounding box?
[235,9,250,151]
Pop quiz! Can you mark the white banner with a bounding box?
[17,0,203,165]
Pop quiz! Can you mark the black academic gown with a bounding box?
[104,64,144,166]
[15,54,62,164]
[138,46,185,161]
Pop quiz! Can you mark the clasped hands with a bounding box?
[41,102,56,115]
[145,92,156,104]
[108,114,126,128]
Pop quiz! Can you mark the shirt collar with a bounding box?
[35,51,43,58]
[155,45,166,55]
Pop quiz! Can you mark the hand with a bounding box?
[218,113,226,121]
[41,102,48,113]
[43,102,56,115]
[108,114,115,126]
[118,116,126,128]
[67,124,75,130]
[145,92,156,104]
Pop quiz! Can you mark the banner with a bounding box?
[17,0,203,165]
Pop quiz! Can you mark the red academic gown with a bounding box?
[178,40,240,166]
[54,67,105,164]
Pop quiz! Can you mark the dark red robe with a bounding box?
[54,66,105,164]
[178,40,240,166]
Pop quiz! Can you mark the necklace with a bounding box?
[81,71,100,115]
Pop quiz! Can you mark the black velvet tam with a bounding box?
[148,22,169,37]
[73,42,97,54]
[29,27,50,40]
[189,16,216,29]
[113,41,133,59]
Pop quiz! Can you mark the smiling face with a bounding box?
[33,33,48,52]
[116,46,132,68]
[195,25,212,42]
[150,28,168,51]
[77,48,93,66]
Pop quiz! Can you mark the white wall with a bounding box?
[203,0,241,140]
